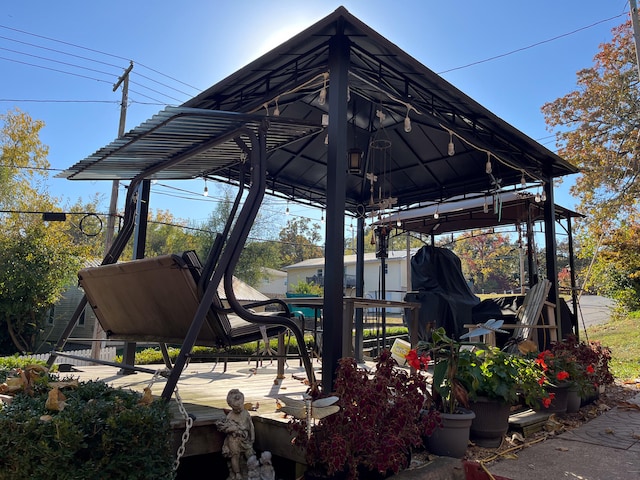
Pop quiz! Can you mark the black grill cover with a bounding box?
[405,246,481,340]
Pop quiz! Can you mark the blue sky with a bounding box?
[0,1,629,230]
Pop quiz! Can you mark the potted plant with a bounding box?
[413,327,476,458]
[287,350,435,480]
[547,336,614,411]
[456,346,550,447]
[533,345,576,413]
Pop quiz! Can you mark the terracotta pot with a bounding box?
[424,408,475,458]
[468,397,511,448]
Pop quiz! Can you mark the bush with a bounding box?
[0,369,173,479]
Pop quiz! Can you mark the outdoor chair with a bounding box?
[74,250,302,377]
[463,279,558,351]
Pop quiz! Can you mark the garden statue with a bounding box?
[259,451,275,480]
[247,455,260,480]
[216,389,256,480]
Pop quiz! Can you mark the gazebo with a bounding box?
[55,6,578,395]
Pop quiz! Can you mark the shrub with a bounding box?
[0,368,173,480]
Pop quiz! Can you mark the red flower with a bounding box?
[538,377,546,386]
[542,397,552,408]
[556,371,570,381]
[586,365,595,374]
[405,349,430,370]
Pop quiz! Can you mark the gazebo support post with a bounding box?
[322,24,350,393]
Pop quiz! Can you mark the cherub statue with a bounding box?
[259,451,275,480]
[247,454,261,480]
[215,389,256,480]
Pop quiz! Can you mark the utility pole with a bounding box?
[630,0,640,79]
[91,61,133,361]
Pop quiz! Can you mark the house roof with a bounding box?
[285,250,414,270]
[59,6,577,215]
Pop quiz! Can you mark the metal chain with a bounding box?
[172,384,193,477]
[146,370,193,479]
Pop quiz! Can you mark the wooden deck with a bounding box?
[65,357,324,464]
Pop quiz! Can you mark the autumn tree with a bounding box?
[277,217,324,267]
[452,231,520,294]
[543,19,640,229]
[542,18,640,302]
[0,109,89,353]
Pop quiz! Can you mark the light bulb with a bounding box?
[396,219,402,227]
[318,87,326,105]
[203,179,208,197]
[447,132,455,156]
[541,190,547,202]
[485,155,492,174]
[404,115,412,133]
[535,192,541,203]
[521,173,526,189]
[483,197,489,214]
[433,208,439,220]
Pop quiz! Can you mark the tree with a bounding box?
[192,188,283,286]
[0,109,89,353]
[542,19,640,230]
[542,18,640,302]
[452,231,519,294]
[277,218,323,267]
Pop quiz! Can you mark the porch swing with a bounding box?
[46,109,321,401]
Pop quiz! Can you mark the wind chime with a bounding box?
[366,108,397,348]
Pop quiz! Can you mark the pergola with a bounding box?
[58,7,578,394]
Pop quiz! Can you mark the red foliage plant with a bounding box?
[289,351,437,480]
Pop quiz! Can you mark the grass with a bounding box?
[585,310,640,382]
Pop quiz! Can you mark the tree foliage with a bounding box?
[0,109,89,354]
[277,217,323,267]
[542,18,640,302]
[542,19,640,229]
[451,231,520,293]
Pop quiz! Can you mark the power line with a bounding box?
[437,13,626,74]
[0,23,203,92]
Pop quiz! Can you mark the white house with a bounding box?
[283,249,418,308]
[255,267,288,298]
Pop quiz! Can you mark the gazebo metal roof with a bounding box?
[61,6,577,214]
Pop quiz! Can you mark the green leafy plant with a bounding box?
[288,351,433,480]
[456,346,550,408]
[416,327,470,414]
[0,368,172,480]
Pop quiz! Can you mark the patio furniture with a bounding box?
[47,118,319,399]
[464,279,557,351]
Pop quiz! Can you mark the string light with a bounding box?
[273,97,280,116]
[404,107,412,133]
[203,178,208,197]
[521,172,526,189]
[285,200,290,215]
[318,73,328,105]
[320,209,325,223]
[485,153,492,174]
[540,185,547,202]
[433,204,439,220]
[483,196,489,213]
[447,132,455,156]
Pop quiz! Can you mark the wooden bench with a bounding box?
[464,279,557,350]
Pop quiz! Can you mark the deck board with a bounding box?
[63,358,322,461]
